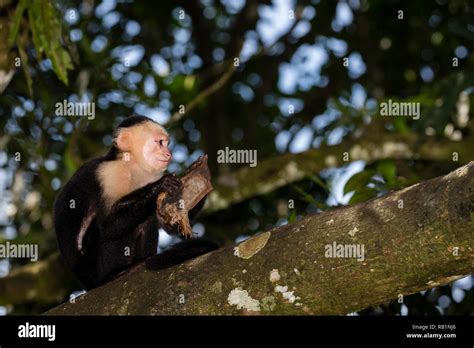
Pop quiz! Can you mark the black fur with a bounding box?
[54,115,210,290]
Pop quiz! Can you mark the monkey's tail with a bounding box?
[145,238,219,271]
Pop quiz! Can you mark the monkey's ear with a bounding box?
[116,129,132,150]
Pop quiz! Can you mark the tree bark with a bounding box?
[46,162,474,315]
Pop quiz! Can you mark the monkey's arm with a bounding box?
[98,174,182,242]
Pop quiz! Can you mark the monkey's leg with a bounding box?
[96,218,159,286]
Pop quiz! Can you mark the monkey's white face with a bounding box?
[117,121,172,174]
[141,134,172,172]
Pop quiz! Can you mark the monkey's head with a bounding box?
[113,115,172,173]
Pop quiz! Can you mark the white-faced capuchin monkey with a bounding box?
[54,115,218,290]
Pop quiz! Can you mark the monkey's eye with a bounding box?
[155,139,170,147]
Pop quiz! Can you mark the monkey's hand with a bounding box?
[159,174,183,202]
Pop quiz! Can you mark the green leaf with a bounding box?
[18,42,33,97]
[64,133,81,175]
[7,0,27,47]
[168,75,186,93]
[28,0,73,85]
[308,174,329,192]
[348,187,377,205]
[377,159,397,185]
[344,169,375,194]
[393,117,409,133]
[287,209,297,223]
[293,185,327,211]
[40,1,73,84]
[27,2,43,54]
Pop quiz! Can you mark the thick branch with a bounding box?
[46,162,474,315]
[206,132,474,213]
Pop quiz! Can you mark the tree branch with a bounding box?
[46,162,474,315]
[205,130,474,213]
[169,62,236,124]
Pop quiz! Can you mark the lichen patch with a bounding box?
[261,296,276,312]
[269,269,281,282]
[234,232,271,259]
[274,285,300,304]
[348,227,359,237]
[210,281,223,294]
[227,288,261,312]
